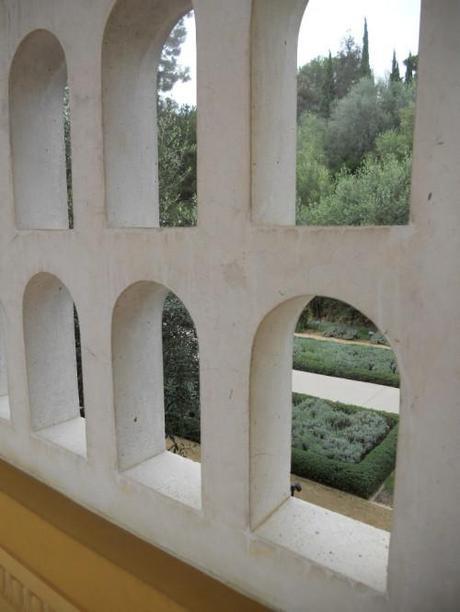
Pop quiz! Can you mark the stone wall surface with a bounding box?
[0,0,459,610]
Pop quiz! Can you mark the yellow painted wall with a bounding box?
[0,460,267,611]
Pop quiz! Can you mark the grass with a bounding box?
[293,335,399,387]
[292,396,390,463]
[291,394,399,498]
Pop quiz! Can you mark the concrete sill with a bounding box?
[37,416,87,458]
[0,395,10,421]
[256,497,389,592]
[123,451,201,510]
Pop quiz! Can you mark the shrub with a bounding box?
[292,396,389,463]
[291,398,399,498]
[163,294,200,442]
[293,336,399,387]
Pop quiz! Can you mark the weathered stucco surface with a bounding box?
[0,0,459,610]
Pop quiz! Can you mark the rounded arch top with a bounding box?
[251,0,309,226]
[10,28,67,76]
[10,29,70,230]
[250,292,401,528]
[23,271,74,304]
[102,0,194,228]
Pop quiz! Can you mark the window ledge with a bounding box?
[255,497,389,592]
[123,451,201,510]
[37,416,87,458]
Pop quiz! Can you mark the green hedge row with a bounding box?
[293,335,400,388]
[169,390,398,499]
[291,411,399,498]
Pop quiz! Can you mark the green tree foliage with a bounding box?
[297,35,362,117]
[297,56,330,117]
[156,15,201,443]
[304,153,411,226]
[163,293,200,441]
[158,98,197,227]
[325,78,390,172]
[320,51,336,118]
[360,18,372,79]
[302,94,415,227]
[296,113,332,209]
[63,85,73,228]
[390,50,401,83]
[403,52,418,84]
[157,16,191,93]
[334,35,362,99]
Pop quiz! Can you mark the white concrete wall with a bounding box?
[0,305,8,397]
[0,0,458,610]
[10,30,69,229]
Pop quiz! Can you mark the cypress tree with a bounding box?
[404,52,418,84]
[390,50,401,82]
[320,51,336,118]
[360,18,371,79]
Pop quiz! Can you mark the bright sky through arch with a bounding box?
[170,1,421,106]
[298,0,421,77]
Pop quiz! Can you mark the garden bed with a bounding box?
[293,335,400,387]
[291,394,398,498]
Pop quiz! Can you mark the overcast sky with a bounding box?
[170,0,421,106]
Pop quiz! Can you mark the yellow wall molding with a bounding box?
[0,460,266,611]
[0,547,78,611]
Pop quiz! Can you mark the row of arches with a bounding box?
[0,274,200,464]
[8,1,417,232]
[0,274,400,522]
[9,2,196,230]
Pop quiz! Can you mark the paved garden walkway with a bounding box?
[292,370,400,414]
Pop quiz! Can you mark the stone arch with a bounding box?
[10,30,70,229]
[251,0,308,225]
[23,273,86,455]
[102,0,193,228]
[112,281,200,470]
[112,281,201,508]
[250,293,401,529]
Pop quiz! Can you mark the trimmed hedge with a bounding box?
[168,387,398,499]
[293,335,400,387]
[291,403,399,498]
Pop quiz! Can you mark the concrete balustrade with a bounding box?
[0,0,458,610]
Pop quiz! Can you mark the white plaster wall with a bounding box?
[9,30,69,229]
[0,0,458,610]
[23,273,80,430]
[0,306,7,397]
[112,281,168,470]
[102,0,191,227]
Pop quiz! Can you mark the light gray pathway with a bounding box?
[292,370,400,414]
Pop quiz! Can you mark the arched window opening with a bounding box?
[112,282,201,509]
[292,298,399,510]
[102,1,195,228]
[10,30,73,229]
[64,85,74,228]
[0,305,10,421]
[23,274,86,456]
[250,296,401,591]
[158,12,197,227]
[296,2,421,226]
[163,292,200,456]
